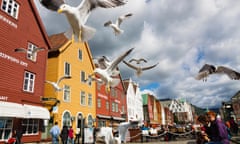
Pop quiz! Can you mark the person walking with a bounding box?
[50,122,61,144]
[68,126,74,144]
[60,125,69,144]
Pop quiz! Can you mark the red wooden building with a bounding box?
[96,73,127,129]
[0,0,50,143]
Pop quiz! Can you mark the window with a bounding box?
[23,71,35,92]
[97,98,101,108]
[106,101,109,110]
[0,118,13,141]
[87,115,93,128]
[63,112,71,126]
[111,89,117,97]
[88,93,92,106]
[1,0,19,19]
[80,91,86,105]
[63,85,70,102]
[97,120,106,127]
[22,119,39,135]
[64,62,71,76]
[26,43,39,61]
[97,82,101,90]
[80,71,85,83]
[115,103,118,112]
[111,103,115,112]
[78,49,82,60]
[121,106,125,114]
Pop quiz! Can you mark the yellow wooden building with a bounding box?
[43,33,96,134]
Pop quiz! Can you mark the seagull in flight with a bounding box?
[128,58,147,64]
[123,61,158,77]
[14,47,45,57]
[195,64,240,81]
[55,0,127,42]
[104,13,133,36]
[91,48,134,91]
[45,75,71,91]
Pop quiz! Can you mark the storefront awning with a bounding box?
[0,102,50,119]
[0,101,25,118]
[112,116,125,121]
[97,114,111,119]
[24,104,50,119]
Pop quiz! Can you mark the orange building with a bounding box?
[0,0,50,143]
[44,33,96,140]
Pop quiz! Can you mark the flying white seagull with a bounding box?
[195,64,240,81]
[90,48,134,91]
[45,75,71,92]
[123,60,158,77]
[104,13,133,36]
[14,47,45,57]
[56,0,127,42]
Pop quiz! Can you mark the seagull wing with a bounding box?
[104,21,113,27]
[139,58,147,63]
[117,13,133,26]
[57,75,71,85]
[216,66,240,80]
[141,63,159,71]
[89,0,126,9]
[198,64,216,73]
[129,58,137,63]
[14,48,27,53]
[108,48,134,72]
[123,60,138,70]
[32,47,45,53]
[77,0,126,23]
[39,0,64,11]
[45,80,54,85]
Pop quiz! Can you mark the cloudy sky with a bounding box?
[35,0,240,109]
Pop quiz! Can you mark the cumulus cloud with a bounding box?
[35,0,240,108]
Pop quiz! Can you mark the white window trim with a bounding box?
[63,85,71,102]
[80,91,86,106]
[1,0,19,19]
[23,71,35,93]
[64,62,71,76]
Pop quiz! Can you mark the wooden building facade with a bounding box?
[0,0,50,143]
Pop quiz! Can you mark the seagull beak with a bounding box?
[57,9,63,13]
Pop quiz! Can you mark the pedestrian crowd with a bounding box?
[196,111,238,144]
[49,122,74,144]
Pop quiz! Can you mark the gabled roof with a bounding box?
[49,33,68,51]
[29,0,51,49]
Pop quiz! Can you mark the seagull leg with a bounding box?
[71,34,75,43]
[79,30,82,42]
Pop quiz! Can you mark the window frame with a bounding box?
[80,91,86,105]
[0,118,13,141]
[22,119,39,135]
[1,0,19,19]
[63,85,70,102]
[64,62,71,76]
[88,93,92,107]
[23,71,35,93]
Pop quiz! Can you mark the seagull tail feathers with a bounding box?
[81,25,96,42]
[110,78,120,88]
[195,73,205,80]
